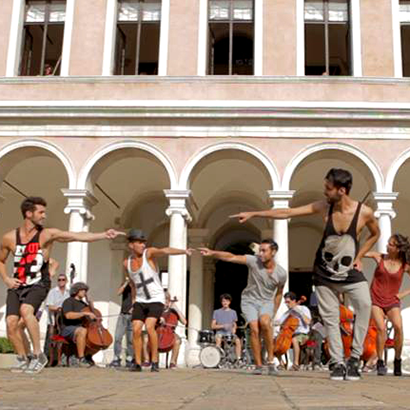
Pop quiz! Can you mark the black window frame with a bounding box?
[19,0,66,76]
[208,0,255,75]
[115,0,161,76]
[399,0,410,77]
[304,0,351,76]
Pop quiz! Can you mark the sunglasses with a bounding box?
[58,278,67,282]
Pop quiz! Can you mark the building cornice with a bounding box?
[1,102,410,122]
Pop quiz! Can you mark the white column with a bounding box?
[254,0,263,76]
[6,0,25,77]
[186,229,208,366]
[350,0,362,77]
[267,190,295,318]
[62,189,98,283]
[373,192,398,253]
[164,189,192,366]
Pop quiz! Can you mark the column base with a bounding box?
[185,344,201,367]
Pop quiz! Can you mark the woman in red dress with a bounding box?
[366,234,410,376]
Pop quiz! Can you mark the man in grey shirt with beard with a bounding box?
[200,239,286,375]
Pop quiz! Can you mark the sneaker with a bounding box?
[85,355,95,367]
[151,362,159,372]
[252,366,263,375]
[169,363,177,369]
[109,359,122,368]
[142,361,151,368]
[394,358,402,376]
[330,363,346,381]
[25,353,48,374]
[125,359,135,369]
[346,357,361,381]
[78,357,92,368]
[268,363,278,376]
[376,359,388,376]
[10,356,30,373]
[129,362,142,372]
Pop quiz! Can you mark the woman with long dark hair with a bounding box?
[365,234,410,376]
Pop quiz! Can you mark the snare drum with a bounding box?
[198,330,215,345]
[199,345,225,368]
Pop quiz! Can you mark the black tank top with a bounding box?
[313,202,366,285]
[13,228,50,288]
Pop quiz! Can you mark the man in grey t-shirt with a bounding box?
[200,239,286,375]
[211,293,242,362]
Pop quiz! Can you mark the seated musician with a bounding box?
[61,282,97,368]
[159,291,187,369]
[277,292,312,371]
[211,293,241,363]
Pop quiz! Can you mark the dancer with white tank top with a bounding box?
[124,229,192,372]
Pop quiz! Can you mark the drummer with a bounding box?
[211,294,242,363]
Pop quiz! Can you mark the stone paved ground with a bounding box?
[0,367,409,410]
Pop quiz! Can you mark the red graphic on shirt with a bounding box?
[15,242,40,283]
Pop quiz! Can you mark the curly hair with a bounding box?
[390,234,410,264]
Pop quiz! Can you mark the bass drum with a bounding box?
[199,345,224,368]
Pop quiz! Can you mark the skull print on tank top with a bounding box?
[127,250,165,304]
[313,202,366,285]
[13,227,50,288]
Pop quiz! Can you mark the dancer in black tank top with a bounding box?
[231,168,380,381]
[0,196,124,374]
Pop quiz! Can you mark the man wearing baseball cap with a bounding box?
[125,228,192,372]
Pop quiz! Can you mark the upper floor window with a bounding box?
[20,0,66,76]
[208,0,254,75]
[400,0,410,76]
[115,0,161,75]
[304,0,351,76]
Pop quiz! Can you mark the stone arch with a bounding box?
[0,139,76,188]
[77,140,178,190]
[179,141,280,190]
[282,142,384,192]
[385,147,410,192]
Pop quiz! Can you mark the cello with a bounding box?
[361,318,377,362]
[157,297,179,353]
[82,295,113,356]
[274,295,307,358]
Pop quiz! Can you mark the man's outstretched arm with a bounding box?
[146,247,193,258]
[44,228,125,244]
[230,201,325,224]
[198,248,247,265]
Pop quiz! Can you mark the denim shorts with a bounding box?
[241,299,274,323]
[61,325,81,341]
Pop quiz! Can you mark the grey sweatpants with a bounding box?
[316,280,371,365]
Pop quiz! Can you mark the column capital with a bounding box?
[61,189,98,221]
[164,189,192,222]
[373,192,399,219]
[267,190,295,209]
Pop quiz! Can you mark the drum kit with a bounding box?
[197,328,253,369]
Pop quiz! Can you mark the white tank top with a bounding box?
[127,250,165,304]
